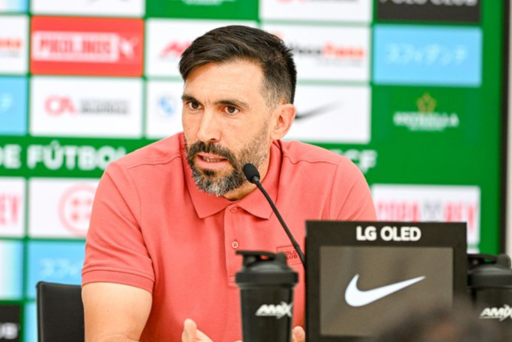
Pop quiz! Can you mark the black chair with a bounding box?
[36,281,85,342]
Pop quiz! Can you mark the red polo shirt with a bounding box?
[82,133,376,342]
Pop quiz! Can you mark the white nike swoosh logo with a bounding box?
[345,274,426,307]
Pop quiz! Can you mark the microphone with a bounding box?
[242,163,306,268]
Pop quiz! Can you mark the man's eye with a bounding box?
[225,106,239,115]
[187,102,201,110]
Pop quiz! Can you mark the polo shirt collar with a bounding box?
[181,135,280,220]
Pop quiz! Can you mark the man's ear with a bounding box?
[270,104,296,140]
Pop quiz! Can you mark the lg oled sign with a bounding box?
[30,16,144,76]
[377,0,480,23]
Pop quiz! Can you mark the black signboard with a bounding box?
[0,305,21,342]
[377,0,481,23]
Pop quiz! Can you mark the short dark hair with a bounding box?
[179,25,297,106]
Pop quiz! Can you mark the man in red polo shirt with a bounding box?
[82,25,376,342]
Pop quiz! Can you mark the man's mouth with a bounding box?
[196,153,230,170]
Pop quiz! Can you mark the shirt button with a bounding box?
[231,241,239,249]
[230,206,238,213]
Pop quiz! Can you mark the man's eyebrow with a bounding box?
[181,94,197,103]
[216,99,251,110]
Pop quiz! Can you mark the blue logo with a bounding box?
[0,77,27,135]
[0,240,23,300]
[0,0,27,12]
[26,241,85,299]
[373,25,482,87]
[157,95,177,117]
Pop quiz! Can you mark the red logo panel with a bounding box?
[31,16,144,76]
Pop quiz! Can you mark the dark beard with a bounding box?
[185,126,269,197]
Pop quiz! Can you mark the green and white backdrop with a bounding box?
[0,0,507,340]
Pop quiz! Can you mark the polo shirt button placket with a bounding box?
[230,206,238,213]
[231,240,239,249]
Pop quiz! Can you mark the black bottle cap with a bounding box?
[468,253,512,289]
[235,251,298,287]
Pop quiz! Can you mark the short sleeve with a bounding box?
[82,161,154,293]
[330,157,377,221]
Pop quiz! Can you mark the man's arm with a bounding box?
[83,283,152,342]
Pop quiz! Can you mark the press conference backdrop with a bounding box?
[0,0,506,340]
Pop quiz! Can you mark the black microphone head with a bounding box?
[242,163,260,184]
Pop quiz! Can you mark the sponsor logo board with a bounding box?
[31,0,145,17]
[0,240,23,300]
[30,77,143,138]
[372,184,480,245]
[0,77,27,136]
[286,85,370,144]
[31,16,144,76]
[260,0,372,23]
[146,80,184,139]
[0,0,27,12]
[0,304,21,341]
[146,19,256,77]
[377,0,480,23]
[393,93,460,132]
[0,177,25,238]
[263,24,370,82]
[26,240,85,299]
[373,25,482,86]
[29,178,98,238]
[0,16,28,74]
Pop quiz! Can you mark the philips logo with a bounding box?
[255,302,293,319]
[480,305,512,322]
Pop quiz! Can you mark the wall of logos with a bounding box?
[0,0,506,340]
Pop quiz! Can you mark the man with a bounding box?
[82,25,376,342]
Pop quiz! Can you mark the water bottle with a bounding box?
[235,250,298,342]
[468,253,512,323]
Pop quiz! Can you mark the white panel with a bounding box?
[372,184,481,246]
[286,85,371,144]
[262,24,371,82]
[29,178,98,238]
[145,19,257,77]
[0,177,25,237]
[30,77,143,138]
[0,15,28,74]
[260,0,372,23]
[146,80,184,139]
[31,0,145,17]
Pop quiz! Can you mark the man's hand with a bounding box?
[182,319,213,342]
[182,319,305,342]
[292,326,306,342]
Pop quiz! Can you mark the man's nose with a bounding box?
[196,110,221,143]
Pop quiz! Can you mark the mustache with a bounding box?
[187,141,237,166]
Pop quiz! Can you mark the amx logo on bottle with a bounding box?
[255,302,293,319]
[480,305,512,322]
[31,17,143,76]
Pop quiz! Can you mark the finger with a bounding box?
[292,326,306,342]
[182,319,198,342]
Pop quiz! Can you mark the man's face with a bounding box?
[181,60,274,199]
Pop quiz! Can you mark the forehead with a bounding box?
[183,61,266,102]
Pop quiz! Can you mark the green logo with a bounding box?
[393,93,460,132]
